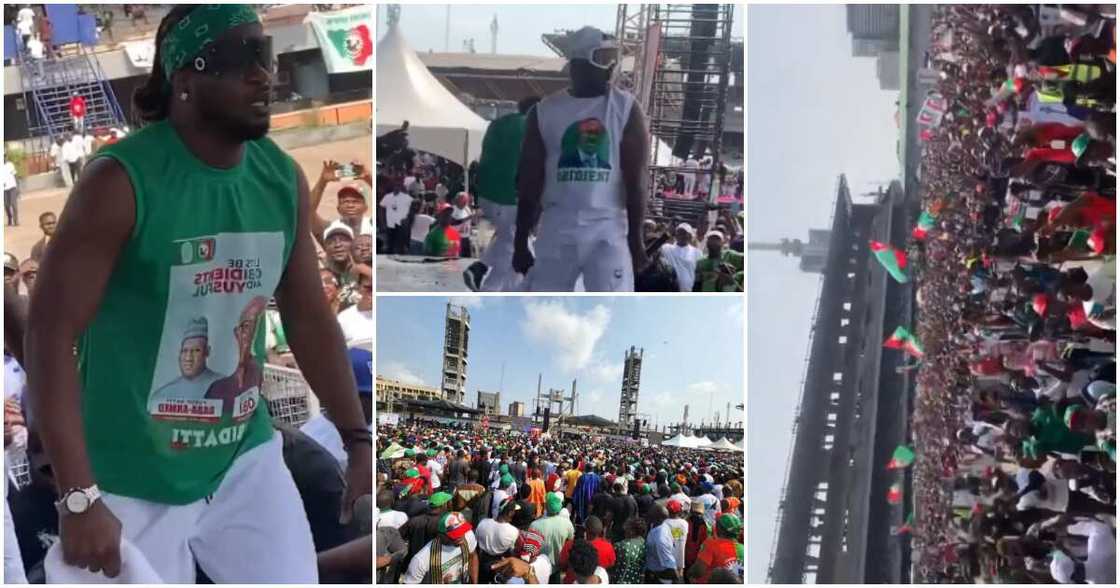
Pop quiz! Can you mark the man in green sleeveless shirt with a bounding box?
[25,6,369,582]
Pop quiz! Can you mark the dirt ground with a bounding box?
[4,135,372,262]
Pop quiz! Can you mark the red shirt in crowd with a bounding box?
[70,95,87,118]
[559,537,615,583]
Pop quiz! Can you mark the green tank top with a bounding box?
[82,120,297,504]
[476,112,526,206]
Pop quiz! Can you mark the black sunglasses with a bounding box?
[193,35,274,78]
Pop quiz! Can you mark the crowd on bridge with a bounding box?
[905,4,1115,583]
[375,421,744,583]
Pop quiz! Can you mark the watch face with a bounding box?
[66,491,90,513]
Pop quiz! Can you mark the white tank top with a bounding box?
[536,87,634,224]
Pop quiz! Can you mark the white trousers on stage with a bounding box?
[51,432,318,584]
[526,216,633,292]
[683,173,696,195]
[478,200,521,292]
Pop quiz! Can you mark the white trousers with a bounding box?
[478,200,521,292]
[95,432,316,583]
[526,217,633,292]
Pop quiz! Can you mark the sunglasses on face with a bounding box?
[193,36,274,78]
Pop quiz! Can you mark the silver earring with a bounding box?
[179,92,189,102]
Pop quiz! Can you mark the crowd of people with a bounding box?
[906,4,1115,583]
[376,421,744,584]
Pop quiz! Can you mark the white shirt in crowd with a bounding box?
[452,205,473,236]
[474,518,519,556]
[427,459,442,490]
[2,161,18,191]
[410,213,435,243]
[26,37,43,59]
[61,137,83,163]
[401,531,477,584]
[48,142,65,167]
[16,8,34,37]
[659,242,701,292]
[337,305,372,348]
[663,517,688,571]
[376,508,408,530]
[380,191,412,229]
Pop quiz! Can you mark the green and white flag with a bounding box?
[305,5,374,74]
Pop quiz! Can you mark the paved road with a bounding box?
[5,135,371,263]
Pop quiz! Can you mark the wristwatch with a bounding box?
[55,485,102,515]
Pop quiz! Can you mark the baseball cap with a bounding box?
[675,223,696,237]
[404,467,420,478]
[349,348,372,396]
[717,513,743,536]
[438,512,473,541]
[565,26,619,69]
[3,253,17,272]
[545,492,563,515]
[428,492,452,508]
[338,182,370,202]
[404,449,416,458]
[500,473,514,487]
[667,499,683,515]
[323,220,354,241]
[705,230,725,242]
[1063,405,1088,430]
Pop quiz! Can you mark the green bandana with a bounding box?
[160,4,260,80]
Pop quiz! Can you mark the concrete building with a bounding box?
[846,5,900,50]
[618,347,643,429]
[375,376,442,406]
[441,303,470,404]
[509,401,526,417]
[876,51,901,91]
[477,390,500,416]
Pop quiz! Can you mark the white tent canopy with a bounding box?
[376,24,488,166]
[662,434,709,448]
[704,438,742,452]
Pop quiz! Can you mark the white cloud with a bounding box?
[449,296,485,309]
[588,359,623,384]
[521,301,611,372]
[379,361,426,386]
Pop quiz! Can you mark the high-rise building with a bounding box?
[875,51,901,90]
[442,303,470,404]
[846,5,899,46]
[618,346,643,429]
[509,401,525,417]
[477,390,500,415]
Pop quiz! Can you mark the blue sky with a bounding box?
[377,296,744,430]
[747,5,900,583]
[378,4,742,56]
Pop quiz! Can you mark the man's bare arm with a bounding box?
[620,103,651,269]
[4,281,26,365]
[514,107,546,250]
[26,157,134,493]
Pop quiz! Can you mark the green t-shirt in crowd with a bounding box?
[84,119,297,504]
[696,250,741,292]
[475,112,527,206]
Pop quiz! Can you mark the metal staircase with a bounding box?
[17,44,126,156]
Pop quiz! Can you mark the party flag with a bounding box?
[870,241,909,283]
[892,512,915,535]
[886,445,916,470]
[883,326,924,358]
[912,211,937,240]
[887,483,903,504]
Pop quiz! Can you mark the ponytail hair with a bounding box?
[133,5,198,124]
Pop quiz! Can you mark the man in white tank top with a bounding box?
[513,26,651,292]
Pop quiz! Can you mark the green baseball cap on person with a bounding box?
[499,464,510,475]
[429,492,453,508]
[405,468,420,478]
[426,449,437,457]
[717,513,743,536]
[500,473,514,487]
[545,492,563,515]
[404,449,416,457]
